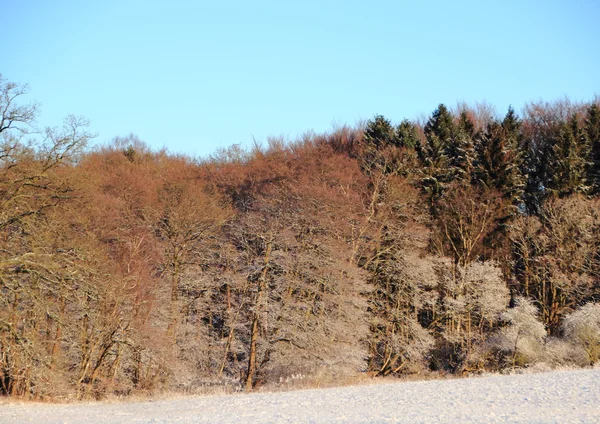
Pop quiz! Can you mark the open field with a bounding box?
[1,368,599,423]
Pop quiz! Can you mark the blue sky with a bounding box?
[2,0,599,158]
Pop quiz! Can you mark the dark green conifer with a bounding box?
[547,115,588,197]
[364,115,398,149]
[417,104,454,198]
[448,110,477,182]
[502,105,520,137]
[520,111,558,216]
[475,107,524,207]
[396,119,420,149]
[424,104,454,144]
[584,103,600,195]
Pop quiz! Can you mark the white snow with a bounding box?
[1,368,599,423]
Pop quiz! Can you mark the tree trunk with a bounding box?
[245,241,271,391]
[166,250,181,337]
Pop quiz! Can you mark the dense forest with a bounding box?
[1,74,599,399]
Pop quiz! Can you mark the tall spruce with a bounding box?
[396,119,420,149]
[449,110,477,182]
[363,115,418,176]
[501,107,525,207]
[475,107,524,207]
[364,115,399,149]
[417,104,455,199]
[520,112,560,216]
[547,115,588,197]
[584,103,600,195]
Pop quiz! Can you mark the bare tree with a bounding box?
[0,76,93,397]
[510,196,600,333]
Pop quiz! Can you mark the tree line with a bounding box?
[1,74,599,399]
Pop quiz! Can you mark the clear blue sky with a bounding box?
[2,0,599,158]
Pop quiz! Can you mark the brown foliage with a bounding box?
[431,185,507,266]
[2,81,600,399]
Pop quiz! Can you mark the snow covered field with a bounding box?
[1,368,599,423]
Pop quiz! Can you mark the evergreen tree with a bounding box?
[362,115,418,176]
[448,110,477,182]
[476,122,505,185]
[547,115,588,197]
[502,105,521,137]
[424,104,454,144]
[396,119,420,149]
[364,115,398,149]
[520,110,560,216]
[458,109,476,139]
[417,104,455,198]
[584,103,600,195]
[500,107,525,207]
[475,107,524,207]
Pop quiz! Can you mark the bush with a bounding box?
[488,297,547,368]
[561,303,600,366]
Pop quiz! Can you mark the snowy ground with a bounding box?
[1,368,599,423]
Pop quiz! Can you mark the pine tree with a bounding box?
[364,115,398,149]
[502,105,521,137]
[475,107,524,207]
[362,115,418,176]
[417,104,454,198]
[424,104,454,144]
[547,115,588,197]
[500,107,526,207]
[520,109,561,216]
[458,109,476,139]
[396,119,420,149]
[448,110,477,182]
[584,103,600,195]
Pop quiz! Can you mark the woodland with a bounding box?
[1,74,599,399]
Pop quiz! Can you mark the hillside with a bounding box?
[1,75,600,400]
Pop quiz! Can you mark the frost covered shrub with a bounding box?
[367,251,436,376]
[489,297,547,368]
[544,337,589,368]
[463,262,510,322]
[390,318,435,374]
[561,303,600,366]
[429,260,510,372]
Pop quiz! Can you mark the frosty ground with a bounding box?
[1,368,598,423]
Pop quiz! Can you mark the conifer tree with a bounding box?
[501,108,526,207]
[547,115,588,197]
[362,115,416,176]
[396,119,420,149]
[417,104,455,198]
[364,115,398,149]
[424,104,455,144]
[448,110,477,182]
[502,105,521,137]
[475,107,524,207]
[584,103,600,195]
[520,110,560,216]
